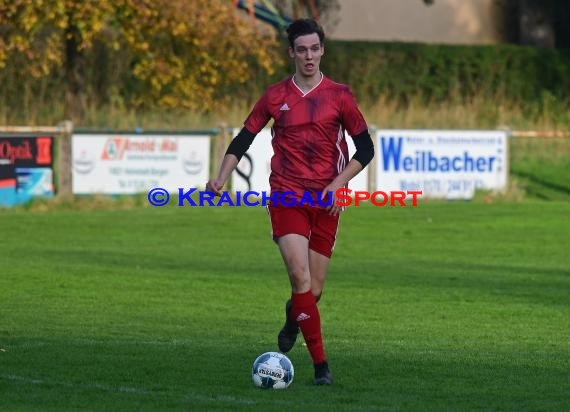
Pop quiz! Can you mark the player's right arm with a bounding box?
[206,91,271,195]
[205,127,256,196]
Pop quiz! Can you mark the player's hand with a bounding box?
[321,183,343,216]
[205,179,224,197]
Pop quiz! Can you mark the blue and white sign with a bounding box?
[376,130,508,199]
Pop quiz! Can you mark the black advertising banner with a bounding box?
[0,136,55,206]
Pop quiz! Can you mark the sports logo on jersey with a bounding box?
[279,103,290,111]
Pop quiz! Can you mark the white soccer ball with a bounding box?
[251,351,294,389]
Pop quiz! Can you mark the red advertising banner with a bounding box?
[0,136,54,206]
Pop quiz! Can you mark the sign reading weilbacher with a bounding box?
[376,130,508,199]
[72,134,210,194]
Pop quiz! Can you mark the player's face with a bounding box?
[289,33,324,78]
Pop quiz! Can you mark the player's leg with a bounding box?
[277,233,312,293]
[278,234,329,378]
[277,250,327,355]
[268,206,309,353]
[309,249,329,300]
[277,233,332,371]
[309,207,340,298]
[307,250,333,385]
[304,208,340,385]
[276,251,328,357]
[269,205,334,385]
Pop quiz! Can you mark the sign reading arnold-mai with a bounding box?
[72,134,210,194]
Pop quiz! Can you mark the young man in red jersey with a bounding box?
[206,19,374,385]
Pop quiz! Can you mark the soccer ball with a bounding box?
[251,352,294,389]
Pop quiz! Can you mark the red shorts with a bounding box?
[267,205,340,258]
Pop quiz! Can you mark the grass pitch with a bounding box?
[1,201,569,411]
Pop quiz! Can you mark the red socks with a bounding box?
[291,291,327,365]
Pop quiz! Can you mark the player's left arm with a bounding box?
[350,130,375,169]
[322,87,375,214]
[329,130,375,186]
[321,130,374,215]
[339,86,375,170]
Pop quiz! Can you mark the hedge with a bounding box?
[262,40,570,106]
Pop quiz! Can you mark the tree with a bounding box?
[518,0,555,48]
[268,0,341,28]
[0,1,118,121]
[0,0,283,122]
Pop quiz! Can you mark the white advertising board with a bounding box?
[231,128,369,193]
[376,130,508,199]
[232,128,272,193]
[72,134,210,194]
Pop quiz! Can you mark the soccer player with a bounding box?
[206,18,374,385]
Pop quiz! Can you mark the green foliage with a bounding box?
[2,5,570,125]
[509,137,570,201]
[315,41,570,106]
[0,0,283,121]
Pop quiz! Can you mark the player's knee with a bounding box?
[289,268,311,292]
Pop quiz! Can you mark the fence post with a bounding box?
[57,120,73,198]
[367,126,377,193]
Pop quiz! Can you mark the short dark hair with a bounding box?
[286,19,325,48]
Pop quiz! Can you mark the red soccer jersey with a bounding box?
[244,74,368,199]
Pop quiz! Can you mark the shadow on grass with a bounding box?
[511,169,570,200]
[43,247,276,278]
[335,258,570,307]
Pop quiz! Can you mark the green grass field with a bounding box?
[1,200,569,411]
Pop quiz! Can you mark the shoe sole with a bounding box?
[314,377,333,385]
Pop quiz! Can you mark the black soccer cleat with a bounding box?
[277,299,299,353]
[314,361,333,386]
